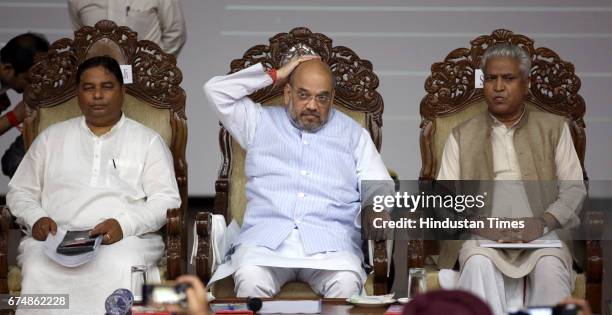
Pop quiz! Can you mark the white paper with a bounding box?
[475,69,484,88]
[120,65,133,84]
[260,300,322,314]
[43,228,103,268]
[348,294,395,304]
[479,239,562,249]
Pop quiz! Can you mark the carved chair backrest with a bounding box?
[22,21,188,267]
[419,29,586,182]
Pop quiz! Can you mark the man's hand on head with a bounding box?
[32,217,57,241]
[275,55,321,85]
[362,206,390,241]
[90,218,124,245]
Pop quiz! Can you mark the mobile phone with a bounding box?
[526,304,579,315]
[142,284,190,308]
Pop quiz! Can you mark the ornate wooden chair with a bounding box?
[413,29,602,312]
[0,20,188,294]
[194,27,391,298]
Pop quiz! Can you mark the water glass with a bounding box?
[407,267,427,299]
[131,265,148,303]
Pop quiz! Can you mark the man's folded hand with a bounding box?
[509,217,544,243]
[362,206,390,241]
[32,217,57,241]
[90,218,124,245]
[472,226,512,243]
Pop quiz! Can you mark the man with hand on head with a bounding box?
[7,55,180,314]
[204,54,393,298]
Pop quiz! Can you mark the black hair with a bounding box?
[76,55,124,86]
[0,33,49,75]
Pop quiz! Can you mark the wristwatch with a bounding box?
[538,217,550,235]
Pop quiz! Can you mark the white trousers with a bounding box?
[16,235,163,315]
[458,255,571,315]
[233,265,361,298]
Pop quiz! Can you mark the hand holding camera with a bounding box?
[144,275,210,315]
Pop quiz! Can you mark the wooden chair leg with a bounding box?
[0,207,11,294]
[586,240,603,314]
[166,208,182,280]
[372,240,388,295]
[195,212,212,285]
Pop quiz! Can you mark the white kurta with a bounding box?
[204,64,391,296]
[7,115,180,314]
[437,113,584,314]
[67,0,187,56]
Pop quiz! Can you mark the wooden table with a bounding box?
[211,298,392,315]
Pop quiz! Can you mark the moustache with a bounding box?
[300,110,320,118]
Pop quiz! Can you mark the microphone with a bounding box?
[246,297,262,312]
[105,288,134,315]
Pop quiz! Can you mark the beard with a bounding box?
[287,101,327,132]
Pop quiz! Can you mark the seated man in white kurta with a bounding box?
[437,43,586,315]
[204,55,392,298]
[7,56,180,314]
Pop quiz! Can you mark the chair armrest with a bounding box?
[166,208,182,280]
[583,208,603,314]
[195,211,212,285]
[372,240,388,295]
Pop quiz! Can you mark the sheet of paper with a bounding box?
[260,300,321,314]
[479,239,562,249]
[475,69,484,88]
[120,65,133,84]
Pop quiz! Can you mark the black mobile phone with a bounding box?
[56,230,99,255]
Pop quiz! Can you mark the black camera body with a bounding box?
[525,303,579,315]
[552,304,579,315]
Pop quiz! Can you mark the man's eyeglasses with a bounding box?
[294,90,332,107]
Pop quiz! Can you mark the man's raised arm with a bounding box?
[203,56,319,149]
[203,64,270,149]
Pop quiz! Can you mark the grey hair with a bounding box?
[481,43,531,79]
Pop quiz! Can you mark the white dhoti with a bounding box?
[458,249,573,315]
[234,265,361,298]
[16,234,164,315]
[436,112,585,315]
[209,228,366,298]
